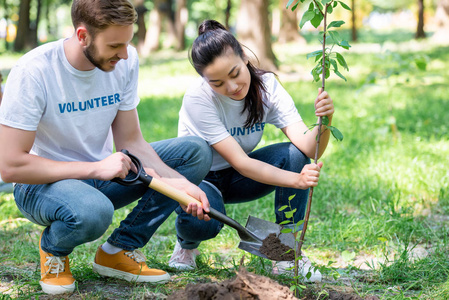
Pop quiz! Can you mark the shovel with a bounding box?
[114,149,295,260]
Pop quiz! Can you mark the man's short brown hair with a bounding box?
[71,0,137,37]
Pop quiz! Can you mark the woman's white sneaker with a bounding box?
[168,241,200,271]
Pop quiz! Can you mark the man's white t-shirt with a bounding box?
[0,39,140,162]
[178,73,302,171]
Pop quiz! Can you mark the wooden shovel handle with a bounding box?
[148,176,203,208]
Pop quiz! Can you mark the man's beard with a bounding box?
[83,42,111,72]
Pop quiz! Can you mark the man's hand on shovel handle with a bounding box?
[160,177,211,221]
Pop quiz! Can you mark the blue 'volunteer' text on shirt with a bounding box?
[58,93,121,114]
[227,122,265,136]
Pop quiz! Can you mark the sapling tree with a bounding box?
[280,0,350,291]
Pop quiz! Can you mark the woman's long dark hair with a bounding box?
[190,20,272,128]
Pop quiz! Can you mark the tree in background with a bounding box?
[237,0,278,71]
[416,0,426,38]
[134,0,149,54]
[14,0,33,51]
[351,0,357,41]
[278,0,305,43]
[174,0,187,50]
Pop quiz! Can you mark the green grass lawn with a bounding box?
[1,31,448,299]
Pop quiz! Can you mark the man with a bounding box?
[0,0,212,295]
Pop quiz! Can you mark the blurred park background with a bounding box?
[1,0,449,299]
[1,0,449,70]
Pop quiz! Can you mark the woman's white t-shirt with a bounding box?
[178,73,302,171]
[0,39,140,162]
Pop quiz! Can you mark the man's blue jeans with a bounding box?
[13,136,212,257]
[175,142,311,249]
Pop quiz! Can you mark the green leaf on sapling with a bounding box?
[329,126,344,140]
[288,194,296,201]
[307,50,322,60]
[279,220,291,225]
[285,211,294,219]
[281,228,293,234]
[334,70,347,81]
[328,20,345,29]
[328,30,342,44]
[286,0,295,8]
[339,40,351,49]
[330,58,339,72]
[338,1,351,10]
[322,116,330,126]
[279,205,289,211]
[310,12,323,28]
[299,10,315,28]
[336,52,349,70]
[322,0,332,5]
[311,67,321,82]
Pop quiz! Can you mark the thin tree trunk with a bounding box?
[351,0,358,41]
[225,0,232,29]
[174,0,187,51]
[415,0,426,39]
[134,0,148,54]
[28,0,42,48]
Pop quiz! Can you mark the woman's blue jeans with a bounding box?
[13,136,212,257]
[175,142,311,249]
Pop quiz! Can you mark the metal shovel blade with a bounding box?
[238,215,296,260]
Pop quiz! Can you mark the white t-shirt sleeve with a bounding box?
[118,46,140,111]
[264,74,302,128]
[0,64,46,131]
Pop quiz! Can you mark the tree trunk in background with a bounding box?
[432,0,449,43]
[14,0,31,51]
[278,0,305,44]
[28,0,42,48]
[351,0,358,41]
[225,0,232,29]
[161,0,177,49]
[141,0,177,55]
[415,0,426,39]
[143,1,163,55]
[174,0,187,51]
[134,0,148,54]
[237,0,277,72]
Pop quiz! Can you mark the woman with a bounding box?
[170,20,334,282]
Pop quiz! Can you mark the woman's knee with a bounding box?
[285,143,310,171]
[176,215,223,241]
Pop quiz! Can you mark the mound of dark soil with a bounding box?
[167,268,297,300]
